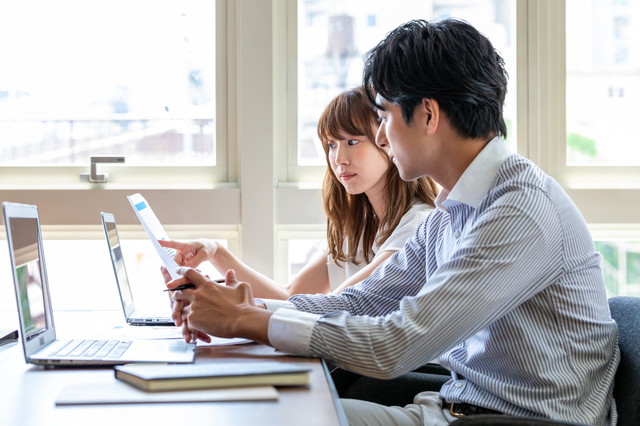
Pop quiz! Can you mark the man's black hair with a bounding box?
[363,19,508,140]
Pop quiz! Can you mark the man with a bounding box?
[168,19,619,426]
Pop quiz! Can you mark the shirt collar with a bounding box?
[435,137,512,211]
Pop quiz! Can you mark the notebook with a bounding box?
[114,362,311,391]
[2,202,196,366]
[101,212,174,326]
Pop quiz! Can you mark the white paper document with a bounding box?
[97,325,253,346]
[127,193,181,279]
[56,380,279,405]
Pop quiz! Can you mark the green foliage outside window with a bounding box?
[567,133,597,160]
[596,241,619,270]
[627,252,640,284]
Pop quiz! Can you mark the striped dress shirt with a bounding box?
[266,137,619,426]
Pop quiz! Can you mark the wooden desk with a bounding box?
[0,310,347,426]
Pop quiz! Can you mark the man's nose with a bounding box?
[376,123,388,149]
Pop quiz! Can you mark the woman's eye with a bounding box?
[348,139,359,146]
[327,143,336,150]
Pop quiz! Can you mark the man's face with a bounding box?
[374,95,431,182]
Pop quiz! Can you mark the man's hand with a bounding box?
[161,266,205,343]
[170,268,273,345]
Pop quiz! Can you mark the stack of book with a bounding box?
[114,361,311,392]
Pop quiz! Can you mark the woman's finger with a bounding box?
[158,239,191,251]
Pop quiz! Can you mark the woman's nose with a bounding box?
[334,144,349,165]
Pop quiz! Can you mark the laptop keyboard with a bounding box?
[49,339,132,359]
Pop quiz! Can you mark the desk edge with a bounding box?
[321,359,349,426]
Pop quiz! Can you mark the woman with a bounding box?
[160,87,439,299]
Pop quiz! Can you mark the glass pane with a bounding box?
[566,0,640,165]
[0,1,215,167]
[288,239,325,281]
[595,240,640,297]
[298,0,517,165]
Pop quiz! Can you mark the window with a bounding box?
[566,0,640,166]
[294,0,517,172]
[595,240,640,297]
[288,239,325,280]
[0,1,241,308]
[0,0,235,263]
[0,0,224,186]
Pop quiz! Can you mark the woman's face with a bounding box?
[326,130,390,198]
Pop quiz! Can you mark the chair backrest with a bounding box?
[608,296,640,426]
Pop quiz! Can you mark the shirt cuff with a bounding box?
[255,298,298,311]
[267,308,321,357]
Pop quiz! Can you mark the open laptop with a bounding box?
[2,202,196,366]
[101,212,174,325]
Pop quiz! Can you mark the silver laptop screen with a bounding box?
[104,220,134,308]
[8,217,49,341]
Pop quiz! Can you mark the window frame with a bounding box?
[0,0,241,230]
[0,0,232,189]
[522,0,640,226]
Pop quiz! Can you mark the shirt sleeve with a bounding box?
[267,308,320,356]
[265,234,428,357]
[264,220,430,356]
[294,189,564,379]
[259,298,297,311]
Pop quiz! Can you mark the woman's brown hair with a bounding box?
[318,87,439,266]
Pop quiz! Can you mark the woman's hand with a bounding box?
[158,239,219,268]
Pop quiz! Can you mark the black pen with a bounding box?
[163,278,225,292]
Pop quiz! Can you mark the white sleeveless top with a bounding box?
[326,201,433,291]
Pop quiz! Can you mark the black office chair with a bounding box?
[456,296,640,426]
[332,363,451,407]
[606,296,640,426]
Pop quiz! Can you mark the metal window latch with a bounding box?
[80,156,126,183]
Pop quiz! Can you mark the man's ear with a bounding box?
[421,98,439,135]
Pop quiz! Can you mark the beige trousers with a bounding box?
[341,391,459,426]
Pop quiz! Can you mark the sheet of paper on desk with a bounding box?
[55,380,278,405]
[97,325,185,340]
[198,336,253,346]
[98,326,253,346]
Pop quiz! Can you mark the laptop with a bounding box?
[2,202,196,366]
[101,212,174,326]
